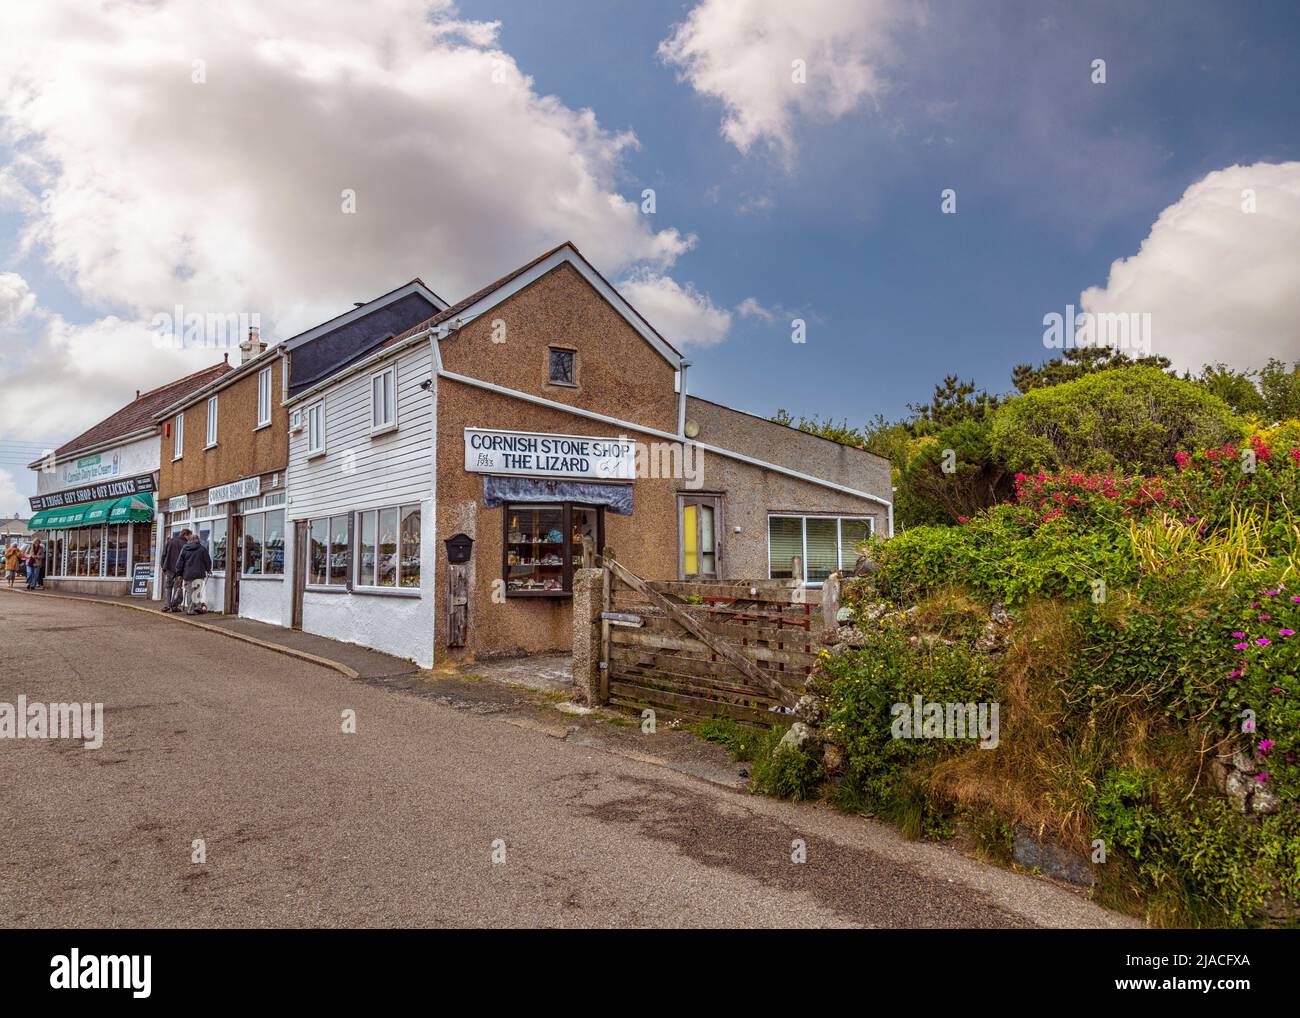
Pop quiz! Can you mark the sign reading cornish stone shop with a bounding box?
[464,428,635,480]
[29,473,156,512]
[208,476,261,506]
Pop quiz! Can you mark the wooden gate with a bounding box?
[598,555,839,726]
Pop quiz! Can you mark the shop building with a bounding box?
[25,363,232,595]
[153,283,446,624]
[284,243,892,668]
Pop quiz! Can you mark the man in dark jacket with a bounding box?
[175,533,213,616]
[160,528,189,612]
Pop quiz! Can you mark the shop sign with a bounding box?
[208,477,261,506]
[464,428,635,481]
[64,452,120,486]
[130,562,153,597]
[29,473,156,512]
[167,495,190,513]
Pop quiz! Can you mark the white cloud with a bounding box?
[659,0,913,166]
[0,272,37,326]
[736,296,775,322]
[1080,161,1300,373]
[0,468,26,518]
[618,271,733,348]
[0,0,711,443]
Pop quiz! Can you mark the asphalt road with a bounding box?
[0,594,1135,928]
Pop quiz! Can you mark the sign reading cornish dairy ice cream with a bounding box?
[464,428,635,480]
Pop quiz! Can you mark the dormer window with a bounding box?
[548,347,576,387]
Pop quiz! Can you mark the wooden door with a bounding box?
[678,495,722,580]
[292,519,307,629]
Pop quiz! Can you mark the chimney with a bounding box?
[238,325,267,366]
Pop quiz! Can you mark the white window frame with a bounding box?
[205,394,219,448]
[256,366,273,428]
[307,514,350,589]
[240,506,285,579]
[766,514,873,586]
[353,503,421,594]
[370,365,397,435]
[306,401,325,458]
[173,413,184,460]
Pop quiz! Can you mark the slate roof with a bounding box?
[32,361,232,467]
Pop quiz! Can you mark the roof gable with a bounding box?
[390,243,684,368]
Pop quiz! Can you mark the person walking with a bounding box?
[4,540,22,588]
[160,528,189,612]
[175,531,212,616]
[26,538,46,590]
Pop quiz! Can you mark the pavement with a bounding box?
[0,591,1139,928]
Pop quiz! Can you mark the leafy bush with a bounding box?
[989,367,1243,474]
[820,627,993,827]
[750,727,824,801]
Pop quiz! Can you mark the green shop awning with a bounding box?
[108,492,154,523]
[30,492,154,530]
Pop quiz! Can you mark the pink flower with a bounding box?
[1232,632,1247,639]
[1280,629,1296,637]
[1259,740,1275,755]
[1233,643,1249,650]
[1227,669,1244,679]
[1258,615,1273,621]
[1256,773,1270,783]
[1272,687,1283,694]
[1256,638,1272,646]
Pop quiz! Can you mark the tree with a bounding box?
[770,409,865,447]
[906,376,1000,435]
[1191,363,1267,417]
[1011,347,1173,394]
[989,366,1244,474]
[1258,359,1300,422]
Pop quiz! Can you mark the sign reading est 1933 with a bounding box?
[464,428,635,480]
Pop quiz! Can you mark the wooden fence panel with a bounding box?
[596,554,837,726]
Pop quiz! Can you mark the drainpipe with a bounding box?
[677,360,691,437]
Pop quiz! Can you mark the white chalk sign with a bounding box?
[464,428,635,480]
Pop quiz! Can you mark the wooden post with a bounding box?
[448,561,469,648]
[822,569,842,635]
[599,547,613,702]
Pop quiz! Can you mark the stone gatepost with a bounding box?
[571,567,604,705]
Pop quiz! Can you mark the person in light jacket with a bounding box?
[4,541,23,588]
[174,533,212,616]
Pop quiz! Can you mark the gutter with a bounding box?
[292,319,894,511]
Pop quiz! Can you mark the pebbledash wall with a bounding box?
[283,243,892,668]
[155,348,293,625]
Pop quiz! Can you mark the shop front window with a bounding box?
[243,513,263,575]
[209,518,227,572]
[131,523,151,572]
[503,503,601,596]
[309,518,329,585]
[85,526,102,576]
[107,524,128,577]
[354,504,420,591]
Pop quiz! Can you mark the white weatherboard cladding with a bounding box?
[300,501,436,666]
[287,344,434,520]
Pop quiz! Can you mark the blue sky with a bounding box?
[2,0,1298,507]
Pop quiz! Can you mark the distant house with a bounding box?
[0,516,32,546]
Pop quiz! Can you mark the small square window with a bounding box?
[548,347,576,386]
